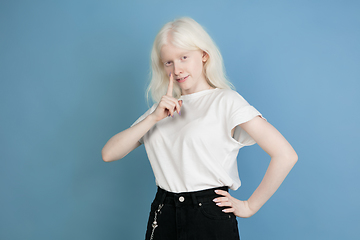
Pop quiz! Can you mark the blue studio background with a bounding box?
[1,0,359,239]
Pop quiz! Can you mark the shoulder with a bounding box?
[215,88,243,98]
[214,88,249,106]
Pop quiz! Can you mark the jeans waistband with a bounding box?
[154,186,229,207]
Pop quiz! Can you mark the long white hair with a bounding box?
[146,17,234,103]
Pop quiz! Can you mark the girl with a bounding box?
[102,17,298,240]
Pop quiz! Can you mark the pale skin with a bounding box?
[101,42,298,218]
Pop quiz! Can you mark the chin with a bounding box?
[179,83,191,91]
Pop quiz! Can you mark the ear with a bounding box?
[202,51,209,62]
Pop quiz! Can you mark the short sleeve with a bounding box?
[130,104,157,144]
[227,91,266,146]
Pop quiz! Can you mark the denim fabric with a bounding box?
[145,187,240,240]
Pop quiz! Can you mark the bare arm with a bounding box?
[102,72,182,162]
[101,114,157,162]
[214,116,298,217]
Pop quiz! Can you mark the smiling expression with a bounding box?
[160,42,210,95]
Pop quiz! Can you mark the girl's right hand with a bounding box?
[150,72,183,122]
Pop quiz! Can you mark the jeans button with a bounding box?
[179,196,185,202]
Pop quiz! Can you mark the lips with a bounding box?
[176,75,189,83]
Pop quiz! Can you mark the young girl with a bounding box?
[102,17,298,240]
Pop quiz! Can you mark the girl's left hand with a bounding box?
[213,190,256,218]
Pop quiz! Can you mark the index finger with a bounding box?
[166,72,173,96]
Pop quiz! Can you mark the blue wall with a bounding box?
[1,0,359,239]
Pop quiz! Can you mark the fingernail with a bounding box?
[169,72,171,77]
[216,203,221,206]
[214,190,218,193]
[171,115,174,118]
[222,209,227,212]
[179,111,181,115]
[213,198,218,202]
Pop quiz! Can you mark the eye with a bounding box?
[164,61,172,66]
[181,56,188,60]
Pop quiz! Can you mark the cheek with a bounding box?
[163,67,171,76]
[166,66,175,74]
[192,60,204,74]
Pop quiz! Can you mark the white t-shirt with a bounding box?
[131,88,265,193]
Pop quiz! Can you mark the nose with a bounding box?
[173,62,183,76]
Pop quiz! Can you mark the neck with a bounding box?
[181,80,214,95]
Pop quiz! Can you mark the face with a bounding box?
[160,42,209,95]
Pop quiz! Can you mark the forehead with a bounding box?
[160,43,193,61]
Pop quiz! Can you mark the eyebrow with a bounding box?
[161,51,191,63]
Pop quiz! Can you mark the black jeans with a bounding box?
[145,186,240,240]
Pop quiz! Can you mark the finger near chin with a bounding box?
[166,73,174,96]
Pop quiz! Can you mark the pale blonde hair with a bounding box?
[146,17,234,103]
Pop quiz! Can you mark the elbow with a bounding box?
[287,150,298,166]
[294,152,299,163]
[102,150,111,162]
[274,149,298,167]
[292,155,298,167]
[102,154,111,162]
[102,149,114,162]
[101,149,123,162]
[292,148,298,162]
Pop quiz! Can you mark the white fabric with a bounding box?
[131,88,265,193]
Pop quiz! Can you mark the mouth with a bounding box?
[176,75,189,83]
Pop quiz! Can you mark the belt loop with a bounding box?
[158,187,167,205]
[191,192,198,207]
